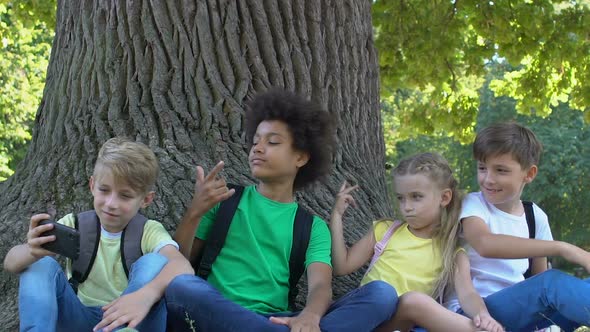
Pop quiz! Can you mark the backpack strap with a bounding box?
[364,220,403,278]
[120,213,147,278]
[523,201,536,278]
[70,210,101,292]
[287,205,313,310]
[196,184,245,280]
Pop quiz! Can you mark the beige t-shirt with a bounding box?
[59,213,177,306]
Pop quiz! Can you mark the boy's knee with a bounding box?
[133,252,168,265]
[129,253,168,279]
[22,257,61,276]
[134,252,168,267]
[537,269,568,283]
[166,274,210,300]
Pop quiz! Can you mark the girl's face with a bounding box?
[394,173,452,238]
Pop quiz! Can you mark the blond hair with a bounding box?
[392,152,463,301]
[93,137,159,194]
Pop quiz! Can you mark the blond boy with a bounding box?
[4,137,193,332]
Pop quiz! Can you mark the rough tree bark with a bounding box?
[0,0,391,328]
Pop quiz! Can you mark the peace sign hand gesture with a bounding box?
[187,161,235,219]
[331,181,359,220]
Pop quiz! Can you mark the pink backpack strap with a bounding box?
[364,220,403,277]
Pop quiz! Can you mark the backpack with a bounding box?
[523,201,536,278]
[69,210,146,292]
[195,184,313,310]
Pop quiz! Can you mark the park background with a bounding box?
[0,0,589,330]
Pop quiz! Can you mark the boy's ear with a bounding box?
[141,191,155,208]
[295,151,310,169]
[440,188,453,208]
[524,165,538,183]
[89,176,95,192]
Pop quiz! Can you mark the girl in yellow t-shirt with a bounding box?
[330,152,503,332]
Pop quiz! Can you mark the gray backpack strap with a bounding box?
[70,210,101,292]
[120,213,147,278]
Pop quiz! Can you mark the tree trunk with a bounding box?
[0,0,390,328]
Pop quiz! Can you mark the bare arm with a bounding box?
[269,262,333,331]
[174,161,234,260]
[464,216,590,272]
[329,182,375,276]
[530,256,548,275]
[463,216,567,259]
[173,211,204,260]
[454,251,504,332]
[301,262,333,318]
[140,245,194,300]
[4,244,40,273]
[4,213,56,273]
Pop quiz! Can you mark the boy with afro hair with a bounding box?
[166,89,396,332]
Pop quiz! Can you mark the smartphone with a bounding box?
[38,220,80,260]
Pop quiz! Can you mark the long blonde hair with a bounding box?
[392,152,463,300]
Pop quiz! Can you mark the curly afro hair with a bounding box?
[245,89,336,191]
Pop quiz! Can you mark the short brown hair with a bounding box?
[93,137,159,194]
[473,122,543,169]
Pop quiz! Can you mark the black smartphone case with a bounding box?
[38,220,80,259]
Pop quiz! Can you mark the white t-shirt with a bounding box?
[445,192,553,312]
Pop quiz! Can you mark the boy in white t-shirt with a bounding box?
[448,122,590,331]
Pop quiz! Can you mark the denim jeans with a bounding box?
[19,253,168,332]
[165,275,397,332]
[482,269,590,332]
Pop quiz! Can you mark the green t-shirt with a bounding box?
[196,185,332,314]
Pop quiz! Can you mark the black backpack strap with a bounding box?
[523,201,536,278]
[196,184,244,280]
[70,210,101,292]
[287,205,313,310]
[120,213,147,278]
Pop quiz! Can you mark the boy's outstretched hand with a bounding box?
[269,311,321,332]
[26,213,57,259]
[560,242,590,273]
[187,161,235,220]
[330,182,358,220]
[93,287,159,332]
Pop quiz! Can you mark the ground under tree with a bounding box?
[0,0,392,328]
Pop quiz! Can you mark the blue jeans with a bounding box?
[19,253,168,332]
[165,275,397,332]
[482,269,590,332]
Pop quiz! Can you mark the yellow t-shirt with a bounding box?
[360,220,441,296]
[59,213,177,307]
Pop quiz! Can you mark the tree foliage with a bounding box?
[0,1,54,180]
[385,62,590,249]
[374,0,590,142]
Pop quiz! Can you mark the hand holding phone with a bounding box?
[38,220,80,259]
